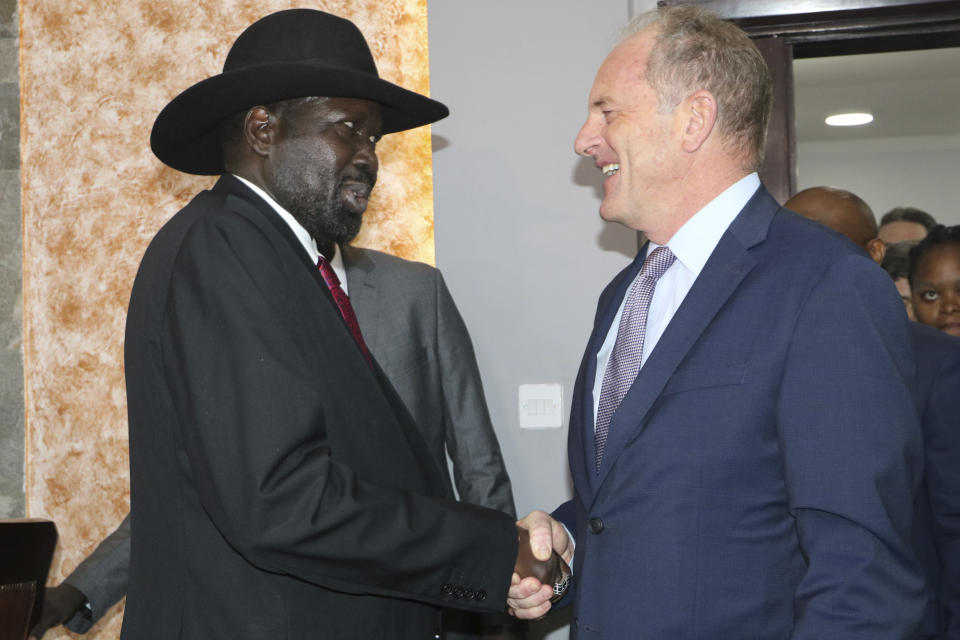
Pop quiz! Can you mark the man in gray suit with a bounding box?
[342,244,515,515]
[30,243,515,639]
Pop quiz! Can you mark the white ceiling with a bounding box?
[793,46,960,142]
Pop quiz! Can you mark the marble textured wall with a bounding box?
[19,1,435,637]
[0,0,23,519]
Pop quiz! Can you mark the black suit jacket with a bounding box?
[122,176,516,639]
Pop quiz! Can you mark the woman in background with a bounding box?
[910,225,960,337]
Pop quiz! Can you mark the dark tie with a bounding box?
[317,256,374,367]
[594,246,676,471]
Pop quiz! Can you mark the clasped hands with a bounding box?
[509,510,573,620]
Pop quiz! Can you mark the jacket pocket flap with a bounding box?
[661,362,746,396]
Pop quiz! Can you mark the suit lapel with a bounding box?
[340,245,381,353]
[338,244,453,499]
[589,187,780,500]
[569,251,647,499]
[214,181,451,498]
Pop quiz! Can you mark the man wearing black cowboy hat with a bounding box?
[121,9,564,639]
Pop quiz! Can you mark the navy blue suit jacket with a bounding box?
[910,322,960,639]
[556,186,925,639]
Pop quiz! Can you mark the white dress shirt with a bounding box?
[592,173,760,425]
[232,175,349,293]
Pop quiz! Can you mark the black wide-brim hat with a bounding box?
[151,9,449,175]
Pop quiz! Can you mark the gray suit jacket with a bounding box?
[63,517,129,633]
[63,243,514,632]
[343,244,515,517]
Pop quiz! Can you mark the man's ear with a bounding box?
[243,106,275,158]
[867,238,886,265]
[679,90,717,153]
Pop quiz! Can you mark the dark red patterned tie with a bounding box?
[317,256,373,367]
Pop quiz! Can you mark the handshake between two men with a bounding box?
[511,511,574,619]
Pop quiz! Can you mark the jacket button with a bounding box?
[463,588,475,600]
[453,586,465,599]
[441,583,453,596]
[588,517,604,534]
[474,589,487,601]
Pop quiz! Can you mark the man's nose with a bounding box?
[574,116,601,157]
[354,142,379,172]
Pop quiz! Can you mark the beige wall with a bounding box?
[19,1,436,637]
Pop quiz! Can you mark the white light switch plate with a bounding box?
[518,383,563,429]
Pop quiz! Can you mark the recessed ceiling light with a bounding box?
[825,112,874,127]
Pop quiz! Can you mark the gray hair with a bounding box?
[620,6,772,169]
[880,206,937,231]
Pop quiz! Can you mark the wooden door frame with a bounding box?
[662,0,960,54]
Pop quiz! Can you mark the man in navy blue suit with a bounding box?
[787,185,960,639]
[508,7,925,638]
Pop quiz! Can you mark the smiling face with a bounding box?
[574,28,681,240]
[911,243,960,336]
[263,97,382,248]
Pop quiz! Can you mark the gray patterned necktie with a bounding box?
[594,246,676,471]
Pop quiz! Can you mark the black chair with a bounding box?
[0,520,57,640]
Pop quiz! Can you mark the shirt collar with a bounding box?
[651,172,760,277]
[231,175,349,293]
[232,174,320,265]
